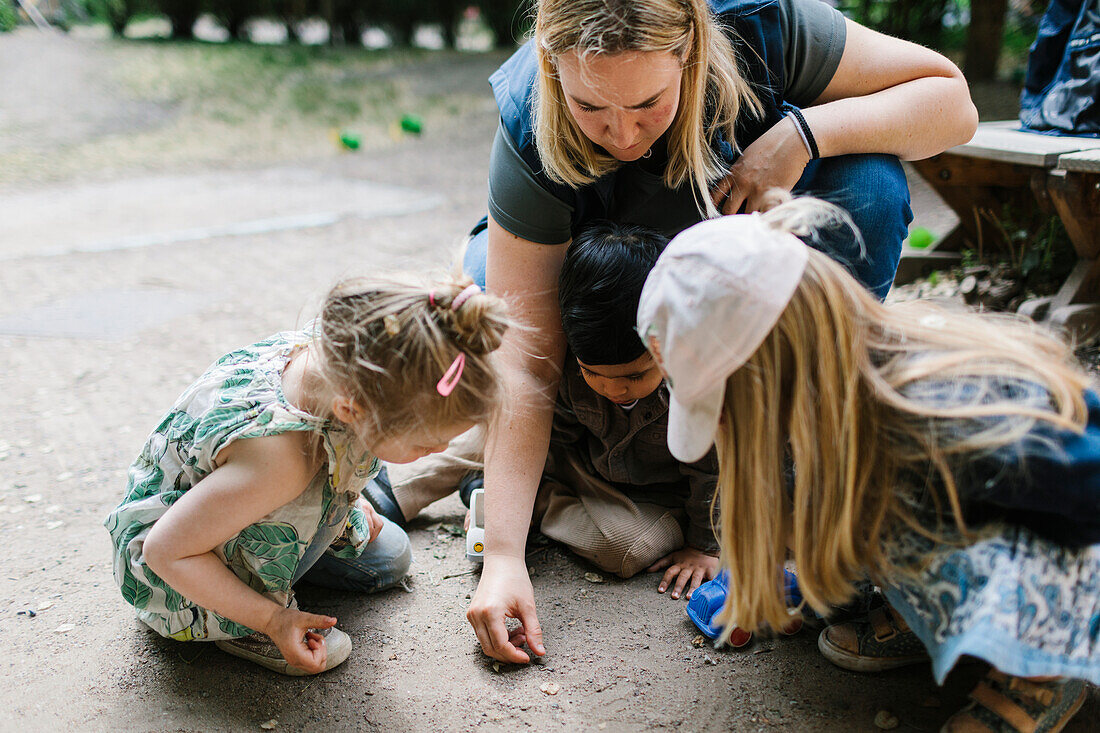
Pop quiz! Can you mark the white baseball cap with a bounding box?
[636,214,809,462]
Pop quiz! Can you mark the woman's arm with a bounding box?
[718,20,978,214]
[806,21,978,159]
[466,214,569,664]
[142,432,336,673]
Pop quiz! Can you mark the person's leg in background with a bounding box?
[296,517,412,593]
[793,154,913,300]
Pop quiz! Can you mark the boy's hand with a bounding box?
[647,547,720,600]
[356,497,385,544]
[263,607,337,674]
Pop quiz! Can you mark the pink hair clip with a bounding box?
[434,284,481,396]
[437,353,466,396]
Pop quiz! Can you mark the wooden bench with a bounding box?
[905,121,1100,340]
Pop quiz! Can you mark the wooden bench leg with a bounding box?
[1047,169,1100,261]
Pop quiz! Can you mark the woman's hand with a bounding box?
[466,554,546,663]
[262,606,338,674]
[647,546,720,600]
[710,116,810,216]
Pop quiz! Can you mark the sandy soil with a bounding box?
[0,28,1096,732]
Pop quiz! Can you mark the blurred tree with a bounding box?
[480,0,529,47]
[87,0,138,34]
[965,0,1009,80]
[216,0,264,39]
[275,0,306,41]
[157,0,200,38]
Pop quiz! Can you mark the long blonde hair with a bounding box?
[315,274,512,442]
[533,0,761,217]
[712,199,1091,639]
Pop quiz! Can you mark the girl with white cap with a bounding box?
[636,197,1099,732]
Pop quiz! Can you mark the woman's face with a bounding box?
[556,50,683,162]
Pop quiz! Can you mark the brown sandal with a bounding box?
[940,670,1087,733]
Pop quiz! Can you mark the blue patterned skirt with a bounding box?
[882,525,1100,684]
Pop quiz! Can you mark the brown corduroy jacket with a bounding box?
[550,357,720,553]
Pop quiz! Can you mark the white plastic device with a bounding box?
[466,487,485,562]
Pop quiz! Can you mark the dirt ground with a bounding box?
[0,28,1097,732]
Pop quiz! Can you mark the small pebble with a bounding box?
[583,572,605,584]
[540,681,560,695]
[24,494,41,503]
[46,521,64,530]
[874,710,899,730]
[54,623,74,633]
[37,601,53,610]
[691,635,705,648]
[259,720,278,730]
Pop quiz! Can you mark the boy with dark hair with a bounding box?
[364,221,720,598]
[538,221,720,599]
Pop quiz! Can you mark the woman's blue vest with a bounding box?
[487,0,789,235]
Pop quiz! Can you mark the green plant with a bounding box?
[0,0,19,32]
[970,204,1075,294]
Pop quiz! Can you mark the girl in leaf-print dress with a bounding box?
[105,275,511,676]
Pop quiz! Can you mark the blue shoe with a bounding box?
[361,466,407,528]
[457,472,483,508]
[687,569,803,645]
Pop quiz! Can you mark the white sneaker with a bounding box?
[215,626,352,676]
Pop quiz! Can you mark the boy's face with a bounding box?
[576,352,665,405]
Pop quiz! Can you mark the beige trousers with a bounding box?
[536,446,686,578]
[387,425,486,519]
[388,428,686,579]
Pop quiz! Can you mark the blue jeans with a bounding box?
[292,516,412,593]
[463,153,912,300]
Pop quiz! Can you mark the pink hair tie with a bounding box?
[434,283,480,396]
[451,283,481,311]
[429,290,437,308]
[436,353,466,396]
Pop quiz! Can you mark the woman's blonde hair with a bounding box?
[315,274,511,442]
[712,197,1091,641]
[533,0,761,217]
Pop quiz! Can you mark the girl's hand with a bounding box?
[263,607,338,675]
[710,116,811,216]
[647,547,720,600]
[356,497,385,544]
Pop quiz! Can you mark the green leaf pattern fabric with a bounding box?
[104,327,381,641]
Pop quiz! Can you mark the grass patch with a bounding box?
[0,39,494,185]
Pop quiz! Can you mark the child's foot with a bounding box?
[816,603,930,672]
[361,467,407,528]
[457,472,483,508]
[215,626,352,676]
[941,671,1086,733]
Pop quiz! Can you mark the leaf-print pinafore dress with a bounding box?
[104,327,379,641]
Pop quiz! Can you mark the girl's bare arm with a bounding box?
[142,432,335,671]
